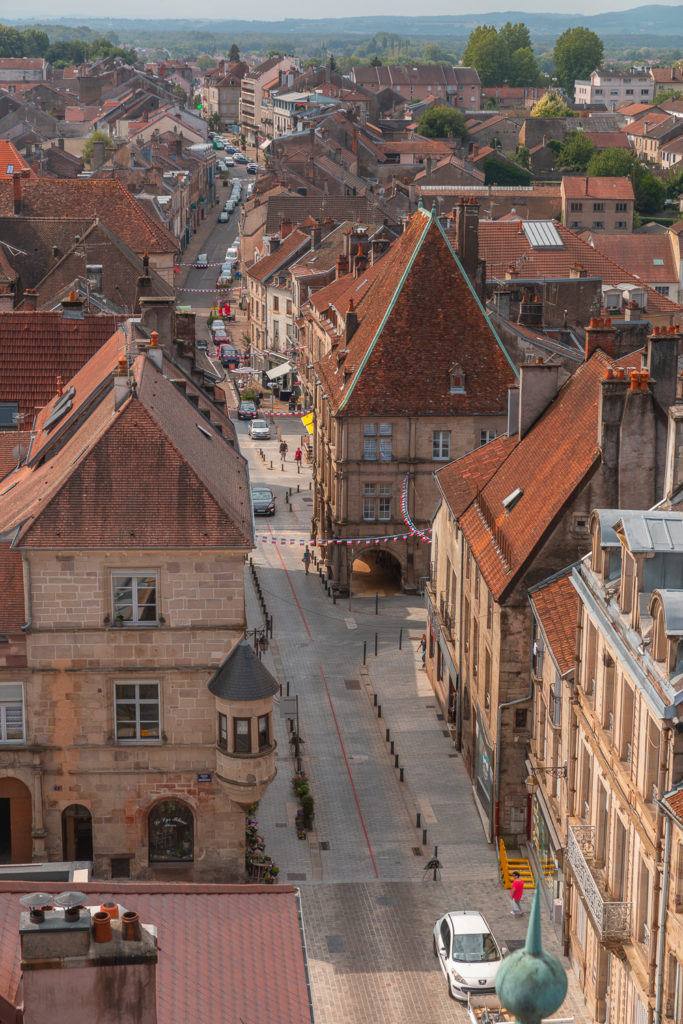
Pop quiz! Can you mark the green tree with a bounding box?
[514,145,531,169]
[0,26,26,57]
[196,55,213,71]
[508,47,543,88]
[82,130,113,166]
[370,55,382,67]
[485,96,499,110]
[482,154,531,185]
[665,166,683,201]
[653,85,682,105]
[499,22,532,57]
[557,130,596,170]
[20,29,50,57]
[462,25,504,86]
[530,92,575,117]
[552,26,604,94]
[228,43,240,63]
[423,43,452,64]
[417,106,468,140]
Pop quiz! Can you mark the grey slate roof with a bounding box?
[208,639,280,700]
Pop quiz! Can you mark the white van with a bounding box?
[194,253,208,268]
[225,246,238,262]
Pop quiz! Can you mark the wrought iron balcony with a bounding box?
[567,823,631,942]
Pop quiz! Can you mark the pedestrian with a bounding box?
[510,871,524,915]
[417,633,426,667]
[302,549,311,575]
[295,448,302,473]
[279,439,288,462]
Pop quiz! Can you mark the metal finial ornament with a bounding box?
[495,887,568,1024]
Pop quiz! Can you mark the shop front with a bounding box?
[527,779,565,920]
[474,710,494,842]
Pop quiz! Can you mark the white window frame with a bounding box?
[363,483,376,520]
[112,572,158,626]
[114,681,160,742]
[0,683,24,743]
[480,429,497,447]
[378,485,391,521]
[432,430,451,461]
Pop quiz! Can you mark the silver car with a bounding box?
[248,418,271,440]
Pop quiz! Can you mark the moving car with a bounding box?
[225,246,238,262]
[218,211,229,223]
[194,253,208,268]
[237,400,258,420]
[235,153,249,164]
[223,156,234,167]
[251,487,276,516]
[432,911,505,1002]
[219,344,239,368]
[247,163,258,174]
[196,339,208,352]
[248,418,270,440]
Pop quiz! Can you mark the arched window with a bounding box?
[61,804,93,861]
[148,800,194,863]
[652,600,667,662]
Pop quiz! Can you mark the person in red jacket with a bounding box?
[510,871,524,914]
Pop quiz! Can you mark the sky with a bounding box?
[12,0,683,18]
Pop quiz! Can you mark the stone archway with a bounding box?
[351,548,403,595]
[0,777,32,864]
[61,804,93,862]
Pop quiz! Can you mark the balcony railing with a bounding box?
[567,823,631,942]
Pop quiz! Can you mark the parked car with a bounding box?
[247,163,258,174]
[223,156,234,167]
[225,246,238,262]
[218,211,229,223]
[433,911,505,1002]
[238,400,258,420]
[213,329,228,343]
[251,486,276,516]
[194,253,208,268]
[248,418,271,440]
[196,338,208,352]
[235,153,249,164]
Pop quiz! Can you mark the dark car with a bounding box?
[219,344,240,369]
[237,400,258,420]
[246,163,258,174]
[252,487,276,516]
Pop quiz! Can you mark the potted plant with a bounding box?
[301,793,314,830]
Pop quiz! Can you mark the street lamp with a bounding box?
[245,626,269,658]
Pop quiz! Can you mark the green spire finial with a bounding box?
[417,195,424,209]
[495,887,568,1024]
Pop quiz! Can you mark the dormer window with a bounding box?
[449,363,466,395]
[652,599,667,662]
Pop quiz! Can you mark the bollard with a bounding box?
[400,767,404,782]
[390,741,394,754]
[297,463,300,474]
[363,641,367,665]
[297,484,300,493]
[309,481,312,490]
[373,693,377,707]
[394,754,399,768]
[281,463,284,471]
[422,828,427,846]
[385,728,390,742]
[374,632,378,657]
[377,704,382,718]
[399,627,403,650]
[432,845,439,882]
[375,592,379,615]
[270,461,273,469]
[286,681,290,696]
[416,812,421,829]
[333,592,336,604]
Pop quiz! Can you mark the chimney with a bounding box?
[139,296,175,353]
[335,254,348,280]
[23,287,38,311]
[86,264,103,293]
[310,220,322,249]
[507,384,519,435]
[61,293,85,320]
[664,381,683,500]
[585,316,616,360]
[58,137,64,150]
[20,900,157,1024]
[12,171,22,215]
[647,323,678,412]
[279,216,293,239]
[114,355,131,410]
[147,330,163,370]
[91,140,106,169]
[0,289,13,312]
[345,299,359,344]
[518,361,561,439]
[618,368,656,509]
[452,198,480,282]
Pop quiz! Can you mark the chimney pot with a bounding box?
[590,317,598,328]
[23,288,38,312]
[93,911,112,943]
[150,331,159,347]
[616,367,626,380]
[605,367,614,379]
[121,910,142,942]
[639,369,650,391]
[100,902,119,919]
[117,356,127,375]
[629,369,640,391]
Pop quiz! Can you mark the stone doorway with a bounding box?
[351,549,402,595]
[0,777,32,863]
[62,804,93,861]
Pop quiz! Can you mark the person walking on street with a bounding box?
[294,448,302,472]
[510,871,524,915]
[302,549,310,575]
[418,634,426,667]
[279,439,288,462]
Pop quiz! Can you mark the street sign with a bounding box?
[280,696,298,718]
[197,773,212,783]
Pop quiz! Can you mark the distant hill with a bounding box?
[10,5,683,38]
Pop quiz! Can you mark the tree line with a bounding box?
[0,23,136,67]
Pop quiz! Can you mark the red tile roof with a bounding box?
[0,311,122,421]
[247,229,310,283]
[0,141,33,180]
[436,350,613,601]
[584,132,631,150]
[0,881,311,1024]
[661,786,683,826]
[624,112,672,137]
[0,340,253,551]
[0,178,179,254]
[561,176,635,201]
[0,543,25,633]
[315,207,516,417]
[651,68,683,84]
[529,569,579,675]
[617,102,656,116]
[477,220,681,317]
[584,232,677,284]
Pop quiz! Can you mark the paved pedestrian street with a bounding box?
[238,414,589,1024]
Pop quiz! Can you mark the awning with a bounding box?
[301,412,314,435]
[259,139,272,150]
[266,362,292,380]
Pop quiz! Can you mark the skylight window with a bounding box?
[502,487,523,512]
[522,222,564,249]
[6,164,13,174]
[653,258,664,266]
[196,423,213,439]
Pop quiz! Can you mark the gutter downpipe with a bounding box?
[20,545,31,633]
[494,608,534,841]
[654,805,673,1024]
[456,527,464,751]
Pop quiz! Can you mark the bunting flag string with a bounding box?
[257,527,432,547]
[173,286,227,293]
[400,470,430,541]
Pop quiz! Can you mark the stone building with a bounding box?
[427,325,674,845]
[310,201,516,594]
[0,324,277,881]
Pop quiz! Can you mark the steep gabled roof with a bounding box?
[247,229,310,284]
[529,568,579,675]
[584,232,677,284]
[436,350,612,601]
[314,205,516,418]
[561,176,634,201]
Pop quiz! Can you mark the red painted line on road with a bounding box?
[318,660,379,878]
[266,522,312,641]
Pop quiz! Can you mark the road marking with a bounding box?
[344,616,357,630]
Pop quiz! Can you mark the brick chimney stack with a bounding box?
[12,171,22,215]
[585,317,616,360]
[345,299,358,344]
[23,288,38,311]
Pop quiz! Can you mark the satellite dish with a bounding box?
[11,445,27,464]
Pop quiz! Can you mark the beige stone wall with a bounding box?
[0,547,261,881]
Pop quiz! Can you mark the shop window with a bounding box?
[148,800,194,863]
